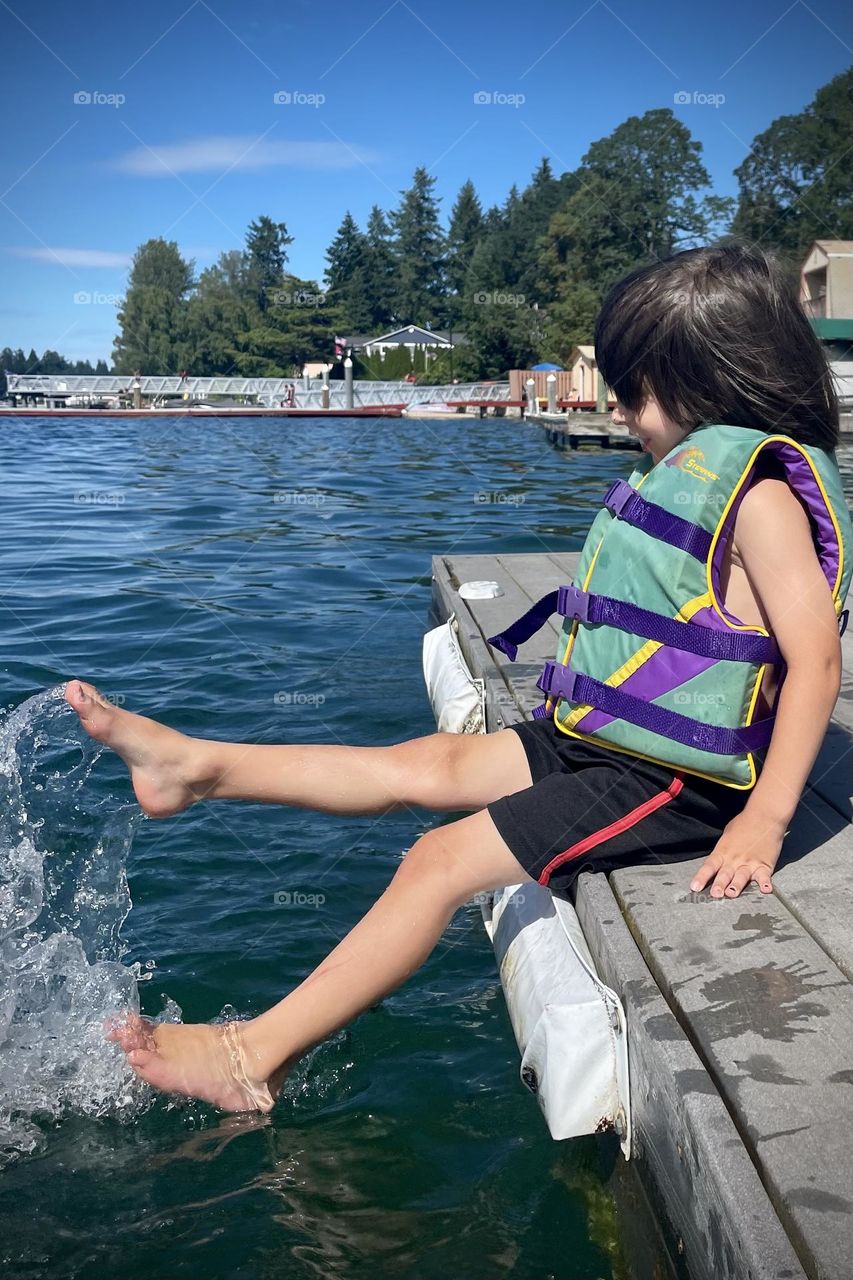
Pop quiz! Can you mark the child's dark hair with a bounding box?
[594,242,839,450]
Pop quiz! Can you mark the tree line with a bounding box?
[6,68,851,385]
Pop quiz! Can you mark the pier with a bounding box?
[0,374,511,416]
[428,550,853,1280]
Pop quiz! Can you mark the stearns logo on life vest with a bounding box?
[664,445,720,483]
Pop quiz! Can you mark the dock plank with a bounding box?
[427,548,853,1280]
[575,873,806,1280]
[771,784,853,981]
[611,860,853,1280]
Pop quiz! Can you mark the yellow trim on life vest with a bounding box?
[560,590,714,733]
[554,584,760,789]
[554,717,758,790]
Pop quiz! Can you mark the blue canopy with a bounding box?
[531,362,562,371]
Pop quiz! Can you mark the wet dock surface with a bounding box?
[430,550,853,1280]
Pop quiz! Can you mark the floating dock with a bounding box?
[429,550,853,1280]
[525,412,640,450]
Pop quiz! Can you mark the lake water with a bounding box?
[1,415,850,1280]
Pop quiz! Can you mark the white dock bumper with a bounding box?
[481,884,631,1157]
[422,614,632,1157]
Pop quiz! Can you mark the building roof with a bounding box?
[342,325,463,349]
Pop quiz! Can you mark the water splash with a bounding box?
[0,686,161,1165]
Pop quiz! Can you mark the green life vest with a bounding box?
[489,423,852,790]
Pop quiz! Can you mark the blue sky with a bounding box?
[1,0,850,362]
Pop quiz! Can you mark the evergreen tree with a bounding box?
[112,239,195,374]
[362,205,396,330]
[246,216,293,311]
[186,249,253,374]
[230,271,337,375]
[324,212,373,331]
[390,167,446,325]
[325,212,367,294]
[445,180,483,326]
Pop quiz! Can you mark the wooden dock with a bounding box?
[525,412,853,448]
[429,550,853,1280]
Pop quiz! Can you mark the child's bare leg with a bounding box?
[64,679,531,817]
[108,807,533,1111]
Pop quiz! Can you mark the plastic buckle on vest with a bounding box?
[558,584,591,622]
[603,478,633,518]
[537,662,579,703]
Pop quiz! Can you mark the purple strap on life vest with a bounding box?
[536,662,775,754]
[603,478,713,561]
[487,589,562,661]
[487,583,780,665]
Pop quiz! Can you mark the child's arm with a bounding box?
[689,473,843,899]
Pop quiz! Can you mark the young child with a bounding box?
[65,242,851,1114]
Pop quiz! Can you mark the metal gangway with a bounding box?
[4,374,511,411]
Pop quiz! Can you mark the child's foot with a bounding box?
[107,1014,282,1112]
[64,680,216,818]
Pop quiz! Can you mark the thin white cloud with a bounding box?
[112,134,379,175]
[8,247,132,268]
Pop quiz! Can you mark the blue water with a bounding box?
[1,415,849,1279]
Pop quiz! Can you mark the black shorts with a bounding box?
[486,718,751,901]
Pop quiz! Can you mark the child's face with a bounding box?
[611,389,688,464]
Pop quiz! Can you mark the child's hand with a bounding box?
[688,811,786,899]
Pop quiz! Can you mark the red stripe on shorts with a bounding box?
[537,773,685,888]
